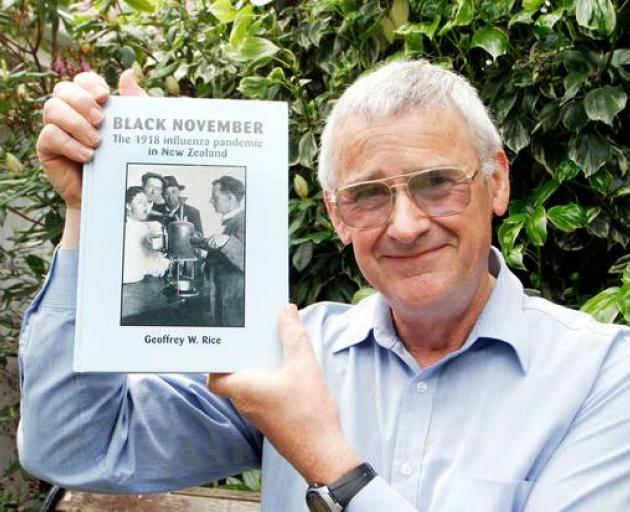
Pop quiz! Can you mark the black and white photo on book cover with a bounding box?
[74,96,287,373]
[121,163,246,328]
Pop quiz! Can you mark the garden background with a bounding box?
[1,0,628,508]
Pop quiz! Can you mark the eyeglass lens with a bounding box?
[336,168,472,228]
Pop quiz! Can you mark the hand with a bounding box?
[189,232,205,247]
[37,70,146,246]
[206,233,230,249]
[208,304,361,484]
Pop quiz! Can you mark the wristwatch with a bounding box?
[305,463,377,511]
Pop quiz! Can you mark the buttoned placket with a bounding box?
[388,341,439,505]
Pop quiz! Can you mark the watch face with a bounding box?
[306,489,341,512]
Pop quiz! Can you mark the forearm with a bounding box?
[60,207,81,249]
[18,250,262,492]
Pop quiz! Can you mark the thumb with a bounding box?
[277,304,313,362]
[118,69,147,96]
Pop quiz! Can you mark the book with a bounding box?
[75,96,288,372]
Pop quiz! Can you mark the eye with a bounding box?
[344,183,389,204]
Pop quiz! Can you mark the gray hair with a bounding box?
[318,59,503,191]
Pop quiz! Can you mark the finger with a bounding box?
[52,81,105,128]
[277,304,313,361]
[37,123,94,165]
[43,97,101,148]
[73,71,110,104]
[207,372,236,397]
[118,69,147,97]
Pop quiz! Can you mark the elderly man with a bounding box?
[21,61,630,511]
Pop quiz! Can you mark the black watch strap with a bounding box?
[328,462,377,507]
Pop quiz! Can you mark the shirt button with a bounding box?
[416,381,428,393]
[399,462,413,476]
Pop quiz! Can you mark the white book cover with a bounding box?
[75,96,288,372]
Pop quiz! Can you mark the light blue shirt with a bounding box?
[18,248,630,511]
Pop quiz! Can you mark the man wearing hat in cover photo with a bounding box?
[159,174,204,236]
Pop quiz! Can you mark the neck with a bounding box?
[392,272,496,368]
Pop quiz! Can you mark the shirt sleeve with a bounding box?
[523,328,630,510]
[346,476,418,511]
[17,248,262,494]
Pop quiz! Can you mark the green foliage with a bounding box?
[1,1,629,362]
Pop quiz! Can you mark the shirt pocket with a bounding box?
[442,475,533,512]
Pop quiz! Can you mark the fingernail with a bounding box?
[89,108,104,125]
[88,130,101,145]
[95,85,109,98]
[79,147,94,160]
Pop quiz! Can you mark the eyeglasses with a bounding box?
[331,167,478,229]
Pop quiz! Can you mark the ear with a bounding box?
[489,150,510,216]
[323,191,352,245]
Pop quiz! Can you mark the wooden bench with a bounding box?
[54,487,261,511]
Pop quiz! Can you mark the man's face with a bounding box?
[164,186,181,209]
[325,106,509,320]
[127,192,151,221]
[210,184,233,215]
[143,177,163,203]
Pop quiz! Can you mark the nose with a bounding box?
[385,188,431,244]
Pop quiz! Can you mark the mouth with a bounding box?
[381,244,447,261]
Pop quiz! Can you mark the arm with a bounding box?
[21,70,261,493]
[18,249,262,493]
[219,235,244,271]
[523,329,630,510]
[209,306,420,511]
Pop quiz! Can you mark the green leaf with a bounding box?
[226,36,279,64]
[562,69,588,101]
[619,283,630,323]
[440,0,473,34]
[390,0,409,27]
[522,0,545,11]
[502,112,530,154]
[575,0,616,36]
[532,180,560,205]
[611,49,630,81]
[210,0,238,23]
[293,174,309,199]
[5,152,23,174]
[509,9,535,27]
[588,168,614,195]
[553,159,581,183]
[397,18,441,41]
[569,129,611,177]
[117,46,136,68]
[241,469,261,491]
[151,62,178,81]
[526,204,547,246]
[580,286,620,323]
[471,26,509,60]
[352,287,376,305]
[547,204,588,232]
[238,76,269,98]
[292,241,313,271]
[124,0,154,12]
[298,131,318,168]
[505,244,526,270]
[230,6,254,46]
[25,254,47,277]
[498,213,527,252]
[584,85,627,126]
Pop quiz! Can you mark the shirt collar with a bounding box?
[330,247,530,373]
[222,204,244,222]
